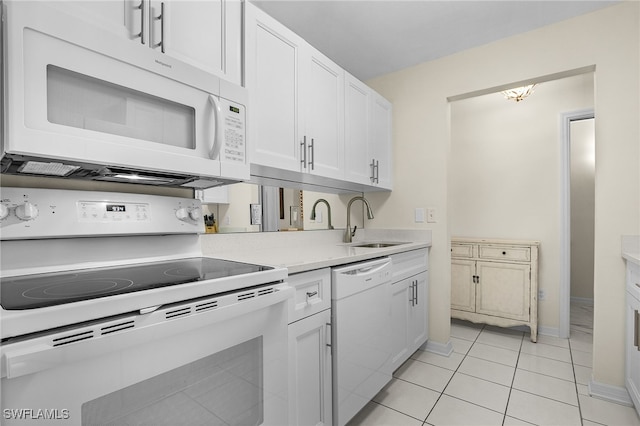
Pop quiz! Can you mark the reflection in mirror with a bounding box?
[200,183,363,233]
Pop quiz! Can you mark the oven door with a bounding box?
[1,284,292,426]
[3,2,247,182]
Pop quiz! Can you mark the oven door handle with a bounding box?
[208,94,224,160]
[2,286,293,379]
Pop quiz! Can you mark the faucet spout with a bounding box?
[345,196,374,243]
[310,199,334,229]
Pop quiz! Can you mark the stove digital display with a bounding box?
[106,204,126,212]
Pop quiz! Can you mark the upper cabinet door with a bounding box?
[150,0,242,85]
[344,73,372,185]
[302,49,345,180]
[371,92,393,190]
[245,3,303,171]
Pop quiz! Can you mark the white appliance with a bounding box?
[1,1,247,189]
[0,188,292,425]
[331,257,393,426]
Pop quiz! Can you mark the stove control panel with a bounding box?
[0,188,205,240]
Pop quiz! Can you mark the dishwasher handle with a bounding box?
[333,257,391,277]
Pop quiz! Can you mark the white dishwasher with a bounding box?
[331,257,393,426]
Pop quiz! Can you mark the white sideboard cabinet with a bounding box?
[451,238,539,342]
[287,268,332,426]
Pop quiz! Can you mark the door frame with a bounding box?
[559,108,595,338]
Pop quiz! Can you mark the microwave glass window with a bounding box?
[82,337,263,425]
[47,65,196,150]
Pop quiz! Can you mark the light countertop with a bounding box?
[201,229,431,274]
[622,235,640,267]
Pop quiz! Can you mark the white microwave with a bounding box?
[1,1,248,189]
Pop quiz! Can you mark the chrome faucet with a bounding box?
[344,196,374,243]
[310,199,334,229]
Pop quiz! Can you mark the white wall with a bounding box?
[366,2,639,388]
[449,74,594,332]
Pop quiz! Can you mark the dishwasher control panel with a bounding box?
[331,257,392,300]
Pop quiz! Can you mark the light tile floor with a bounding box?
[348,303,640,426]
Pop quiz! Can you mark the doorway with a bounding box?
[560,110,595,339]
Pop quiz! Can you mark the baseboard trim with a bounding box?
[538,325,560,338]
[589,380,633,406]
[422,339,454,357]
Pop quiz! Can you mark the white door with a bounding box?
[476,261,531,321]
[344,73,372,185]
[245,4,303,171]
[302,49,345,179]
[370,92,393,189]
[409,272,428,351]
[288,309,332,426]
[151,0,241,84]
[451,260,476,312]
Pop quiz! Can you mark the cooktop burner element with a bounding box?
[1,257,273,310]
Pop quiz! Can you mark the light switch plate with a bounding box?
[415,208,425,223]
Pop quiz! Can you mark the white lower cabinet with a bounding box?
[626,261,640,417]
[390,249,429,372]
[288,268,332,426]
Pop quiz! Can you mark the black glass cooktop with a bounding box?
[0,257,273,310]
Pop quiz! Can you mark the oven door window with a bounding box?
[47,65,196,150]
[82,337,263,425]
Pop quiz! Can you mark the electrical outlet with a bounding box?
[538,289,546,300]
[427,208,436,223]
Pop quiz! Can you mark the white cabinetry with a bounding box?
[245,4,344,180]
[625,261,640,417]
[287,268,332,426]
[344,73,393,190]
[451,238,539,342]
[390,249,429,372]
[49,0,242,84]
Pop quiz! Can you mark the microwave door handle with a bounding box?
[208,95,223,160]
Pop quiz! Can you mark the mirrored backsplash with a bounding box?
[200,183,365,233]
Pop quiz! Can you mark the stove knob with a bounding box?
[15,202,39,221]
[175,207,189,221]
[188,207,201,221]
[0,204,9,220]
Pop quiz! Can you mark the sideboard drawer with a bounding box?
[451,244,474,258]
[288,268,331,323]
[479,245,531,262]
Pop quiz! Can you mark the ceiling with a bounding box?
[250,0,619,81]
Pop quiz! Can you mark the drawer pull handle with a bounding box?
[306,291,318,298]
[502,251,507,255]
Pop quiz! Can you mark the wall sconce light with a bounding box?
[501,84,537,102]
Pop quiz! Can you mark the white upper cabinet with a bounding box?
[344,74,371,185]
[344,73,393,190]
[245,3,345,180]
[245,4,304,172]
[301,49,345,179]
[49,0,242,84]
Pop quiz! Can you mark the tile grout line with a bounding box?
[501,331,525,426]
[419,323,486,426]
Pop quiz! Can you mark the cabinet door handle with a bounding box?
[300,136,307,168]
[326,323,332,348]
[635,310,639,350]
[154,2,165,53]
[375,160,380,183]
[137,0,145,45]
[414,280,418,305]
[309,138,315,170]
[370,159,375,182]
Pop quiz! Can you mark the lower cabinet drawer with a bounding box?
[479,245,530,262]
[288,268,331,323]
